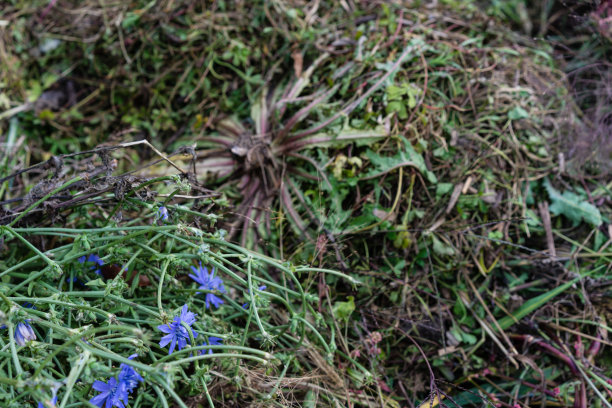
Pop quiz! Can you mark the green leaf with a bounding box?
[333,296,355,322]
[405,83,420,109]
[385,82,420,114]
[432,235,455,256]
[386,84,405,101]
[508,106,529,120]
[544,179,602,226]
[450,326,477,345]
[492,274,582,332]
[85,279,106,288]
[122,12,141,29]
[346,366,366,387]
[453,297,466,319]
[436,182,454,198]
[250,87,267,135]
[385,100,407,119]
[298,124,388,149]
[363,137,437,183]
[304,390,317,408]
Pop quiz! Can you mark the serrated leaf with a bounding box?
[362,137,437,183]
[544,179,602,226]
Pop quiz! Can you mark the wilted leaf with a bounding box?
[544,179,602,226]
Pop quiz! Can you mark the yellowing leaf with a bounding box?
[417,393,445,408]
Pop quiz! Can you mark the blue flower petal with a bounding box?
[14,321,36,346]
[37,395,57,408]
[157,305,198,355]
[189,263,226,309]
[89,377,128,408]
[118,354,143,393]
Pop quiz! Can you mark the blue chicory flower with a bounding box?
[14,321,36,346]
[78,254,104,275]
[89,377,129,408]
[1,304,37,346]
[118,354,143,393]
[156,206,169,221]
[37,395,58,408]
[189,262,226,309]
[157,304,198,355]
[200,336,223,355]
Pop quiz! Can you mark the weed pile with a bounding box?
[1,1,612,407]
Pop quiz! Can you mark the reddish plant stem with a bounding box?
[512,334,580,376]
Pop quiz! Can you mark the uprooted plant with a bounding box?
[196,39,427,250]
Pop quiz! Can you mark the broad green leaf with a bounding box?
[333,296,355,322]
[508,106,529,120]
[303,390,317,408]
[450,326,477,345]
[544,179,602,226]
[432,235,455,256]
[405,83,420,108]
[386,84,406,101]
[362,137,437,183]
[385,82,420,118]
[385,100,407,119]
[122,12,141,29]
[436,182,454,198]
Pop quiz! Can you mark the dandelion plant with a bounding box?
[197,41,423,248]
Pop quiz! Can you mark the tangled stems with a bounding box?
[1,221,355,407]
[17,319,269,404]
[246,257,270,343]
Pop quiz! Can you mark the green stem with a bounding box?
[6,320,23,376]
[158,259,170,315]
